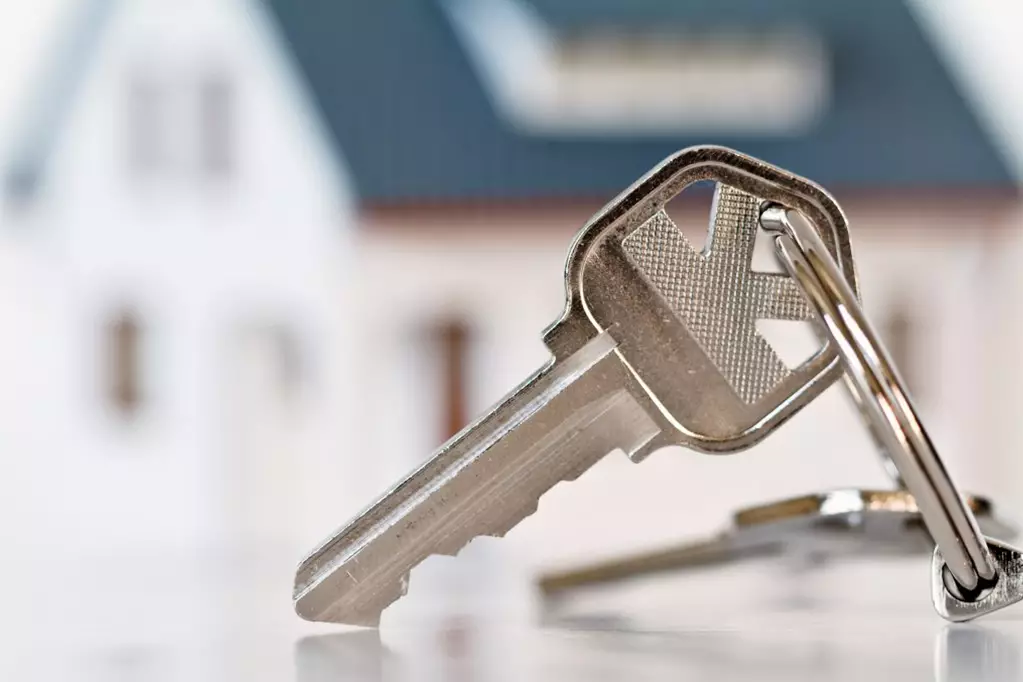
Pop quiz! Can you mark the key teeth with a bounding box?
[296,484,581,626]
[319,487,550,624]
[434,502,540,553]
[488,501,540,539]
[293,382,655,627]
[426,454,600,558]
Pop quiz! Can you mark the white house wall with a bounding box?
[0,0,356,560]
[981,203,1023,522]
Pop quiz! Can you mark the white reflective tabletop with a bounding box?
[2,548,1021,681]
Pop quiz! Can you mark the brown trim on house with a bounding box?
[358,187,1022,235]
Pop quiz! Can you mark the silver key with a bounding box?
[537,488,1016,599]
[293,146,858,626]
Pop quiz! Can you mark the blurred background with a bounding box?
[0,0,1022,678]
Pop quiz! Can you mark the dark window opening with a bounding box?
[107,309,144,417]
[435,318,471,441]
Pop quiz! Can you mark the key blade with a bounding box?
[538,534,778,598]
[294,330,660,626]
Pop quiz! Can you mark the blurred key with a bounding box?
[538,488,1015,598]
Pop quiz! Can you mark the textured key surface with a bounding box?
[621,185,813,404]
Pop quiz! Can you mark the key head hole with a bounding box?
[752,222,787,274]
[756,318,821,370]
[661,179,715,252]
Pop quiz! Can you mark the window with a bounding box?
[198,71,234,178]
[126,70,167,177]
[271,324,303,401]
[106,309,144,417]
[445,0,829,135]
[232,322,307,407]
[124,64,236,182]
[436,319,471,440]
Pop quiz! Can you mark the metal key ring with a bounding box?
[760,206,999,598]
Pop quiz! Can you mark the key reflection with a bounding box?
[294,631,395,682]
[291,619,1023,681]
[294,618,488,682]
[936,626,1021,682]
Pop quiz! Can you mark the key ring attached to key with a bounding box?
[761,205,1023,621]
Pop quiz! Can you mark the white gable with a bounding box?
[0,0,358,556]
[42,0,352,238]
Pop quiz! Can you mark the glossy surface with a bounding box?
[8,550,1023,681]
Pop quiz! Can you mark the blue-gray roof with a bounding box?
[266,0,1016,205]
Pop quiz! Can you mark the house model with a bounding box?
[0,0,1018,622]
[266,0,1019,573]
[0,0,357,560]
